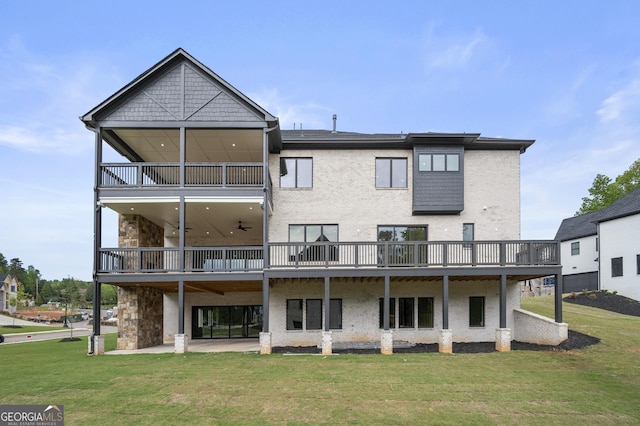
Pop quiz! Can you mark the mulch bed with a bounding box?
[563,291,640,317]
[275,291,640,355]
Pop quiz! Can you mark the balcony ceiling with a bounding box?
[103,199,264,241]
[111,128,264,163]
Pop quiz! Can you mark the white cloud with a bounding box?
[250,88,331,130]
[597,78,640,123]
[421,25,497,72]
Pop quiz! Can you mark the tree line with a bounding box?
[577,158,640,215]
[0,253,117,310]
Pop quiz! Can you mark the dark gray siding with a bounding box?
[412,145,464,215]
[563,272,598,293]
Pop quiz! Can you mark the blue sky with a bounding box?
[1,1,639,281]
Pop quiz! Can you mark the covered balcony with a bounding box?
[96,240,559,274]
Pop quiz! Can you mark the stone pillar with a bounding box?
[88,335,104,355]
[322,331,332,355]
[174,334,188,354]
[496,328,511,352]
[259,332,272,355]
[439,329,453,354]
[380,330,393,355]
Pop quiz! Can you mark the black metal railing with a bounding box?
[97,240,559,273]
[99,162,264,187]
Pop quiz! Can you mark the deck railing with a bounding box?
[100,162,264,187]
[97,240,559,273]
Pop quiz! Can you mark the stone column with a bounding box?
[322,331,333,355]
[439,329,453,353]
[496,328,511,352]
[259,332,272,355]
[174,334,188,354]
[380,330,393,355]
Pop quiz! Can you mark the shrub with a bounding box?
[588,293,598,300]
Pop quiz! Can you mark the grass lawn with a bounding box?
[1,295,639,425]
[1,324,70,334]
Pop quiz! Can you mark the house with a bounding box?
[555,187,640,299]
[81,48,566,355]
[0,274,19,313]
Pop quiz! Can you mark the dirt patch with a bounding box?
[563,291,640,317]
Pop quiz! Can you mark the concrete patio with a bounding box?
[105,338,260,355]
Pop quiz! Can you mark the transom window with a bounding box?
[419,154,460,172]
[376,158,407,188]
[280,158,312,188]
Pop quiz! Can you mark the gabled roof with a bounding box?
[554,186,640,241]
[81,48,278,126]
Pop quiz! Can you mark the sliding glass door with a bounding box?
[192,306,262,339]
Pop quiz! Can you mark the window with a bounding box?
[306,299,322,330]
[612,257,623,277]
[378,225,428,265]
[280,158,312,188]
[379,298,395,328]
[289,224,338,261]
[376,158,407,188]
[329,299,343,330]
[418,297,434,328]
[637,254,640,275]
[286,299,303,330]
[469,297,485,327]
[419,154,460,172]
[463,223,474,242]
[398,298,414,328]
[571,242,580,256]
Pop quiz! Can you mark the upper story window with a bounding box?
[280,158,312,188]
[376,158,407,188]
[571,242,580,256]
[289,224,339,262]
[418,154,460,172]
[378,225,427,242]
[463,223,474,241]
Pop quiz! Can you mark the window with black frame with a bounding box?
[289,224,339,262]
[377,225,428,266]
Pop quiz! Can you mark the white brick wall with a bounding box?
[268,149,521,242]
[513,309,567,345]
[268,277,521,347]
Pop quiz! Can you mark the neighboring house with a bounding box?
[81,48,566,355]
[0,274,19,313]
[555,187,640,299]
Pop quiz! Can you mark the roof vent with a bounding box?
[332,114,337,133]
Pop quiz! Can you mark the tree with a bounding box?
[576,158,640,215]
[0,253,8,274]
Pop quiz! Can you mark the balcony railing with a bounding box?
[97,240,559,273]
[100,162,264,187]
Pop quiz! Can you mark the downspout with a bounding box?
[90,126,103,354]
[262,123,279,333]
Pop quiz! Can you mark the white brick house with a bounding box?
[82,48,566,355]
[556,187,640,299]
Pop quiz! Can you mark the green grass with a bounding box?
[1,296,639,425]
[1,324,70,334]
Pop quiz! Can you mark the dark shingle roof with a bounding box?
[554,187,640,241]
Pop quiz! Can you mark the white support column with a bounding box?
[496,328,511,352]
[260,332,272,355]
[88,335,104,355]
[439,329,453,354]
[322,331,333,355]
[174,334,188,354]
[380,330,393,355]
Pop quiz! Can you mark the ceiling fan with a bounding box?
[237,221,252,232]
